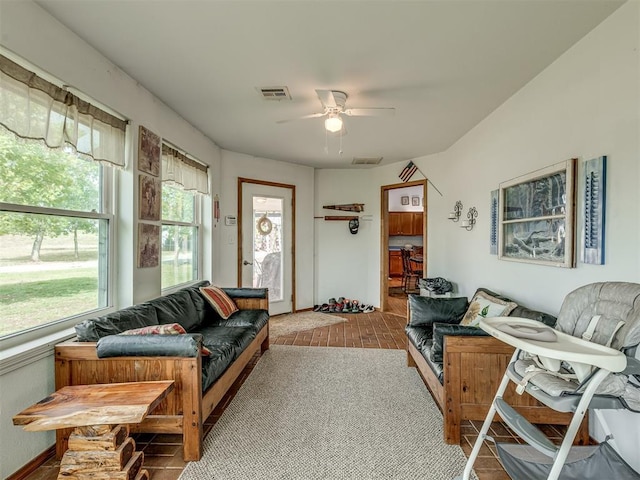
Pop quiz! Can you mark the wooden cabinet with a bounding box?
[389,250,403,277]
[389,212,423,236]
[388,212,404,235]
[410,212,423,236]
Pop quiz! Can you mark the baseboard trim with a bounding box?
[6,445,55,480]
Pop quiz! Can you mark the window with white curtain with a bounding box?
[0,54,126,342]
[161,143,208,290]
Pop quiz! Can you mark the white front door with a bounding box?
[240,183,293,315]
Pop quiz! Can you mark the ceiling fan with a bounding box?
[277,89,395,133]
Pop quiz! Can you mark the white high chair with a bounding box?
[455,282,640,480]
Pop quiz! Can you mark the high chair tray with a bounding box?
[479,317,627,372]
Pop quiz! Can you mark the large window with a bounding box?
[0,54,124,341]
[160,143,208,290]
[0,132,112,339]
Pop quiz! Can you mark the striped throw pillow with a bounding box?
[120,323,187,335]
[200,286,239,320]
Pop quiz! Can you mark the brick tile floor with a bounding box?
[19,293,551,480]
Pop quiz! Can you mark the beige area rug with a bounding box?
[269,311,347,338]
[179,346,477,480]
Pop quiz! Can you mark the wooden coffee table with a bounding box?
[13,381,174,480]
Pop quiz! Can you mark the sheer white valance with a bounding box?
[162,143,209,194]
[0,54,127,168]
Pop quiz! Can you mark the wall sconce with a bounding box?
[461,207,478,231]
[448,201,463,222]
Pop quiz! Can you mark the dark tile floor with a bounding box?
[21,293,555,480]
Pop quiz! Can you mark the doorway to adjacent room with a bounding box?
[380,179,427,312]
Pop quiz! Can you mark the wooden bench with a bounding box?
[407,335,589,445]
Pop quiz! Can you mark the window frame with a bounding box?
[0,163,116,350]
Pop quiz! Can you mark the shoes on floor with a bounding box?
[315,297,375,314]
[351,300,359,313]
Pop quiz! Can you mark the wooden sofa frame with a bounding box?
[407,335,589,445]
[54,296,269,462]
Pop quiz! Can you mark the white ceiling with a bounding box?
[35,0,624,169]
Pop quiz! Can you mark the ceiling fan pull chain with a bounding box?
[339,130,343,155]
[324,128,329,155]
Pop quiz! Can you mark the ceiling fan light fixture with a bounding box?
[325,115,343,133]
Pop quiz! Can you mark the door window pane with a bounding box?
[253,196,283,302]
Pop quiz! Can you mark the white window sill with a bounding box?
[0,327,77,376]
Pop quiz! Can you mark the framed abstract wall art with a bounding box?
[139,174,161,221]
[138,125,161,177]
[138,223,159,268]
[498,158,577,268]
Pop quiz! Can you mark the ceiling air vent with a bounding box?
[352,157,382,165]
[258,86,291,100]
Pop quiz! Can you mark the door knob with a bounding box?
[243,260,253,266]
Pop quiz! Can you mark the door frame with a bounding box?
[237,177,297,312]
[380,179,427,312]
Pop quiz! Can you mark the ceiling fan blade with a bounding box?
[343,107,395,117]
[276,112,326,124]
[316,89,337,108]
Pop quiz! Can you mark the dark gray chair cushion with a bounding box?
[75,303,159,341]
[199,325,257,359]
[511,305,557,327]
[222,287,268,299]
[406,325,432,351]
[183,281,213,326]
[96,333,201,358]
[421,341,444,384]
[213,309,269,332]
[431,323,489,363]
[201,344,236,392]
[407,295,469,337]
[147,289,200,332]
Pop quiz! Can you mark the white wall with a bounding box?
[0,2,221,477]
[314,169,380,305]
[218,150,315,310]
[388,185,424,212]
[428,0,640,310]
[314,159,441,305]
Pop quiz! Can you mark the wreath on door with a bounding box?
[256,214,273,235]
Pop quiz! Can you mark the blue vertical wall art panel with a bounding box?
[582,156,606,265]
[490,189,498,255]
